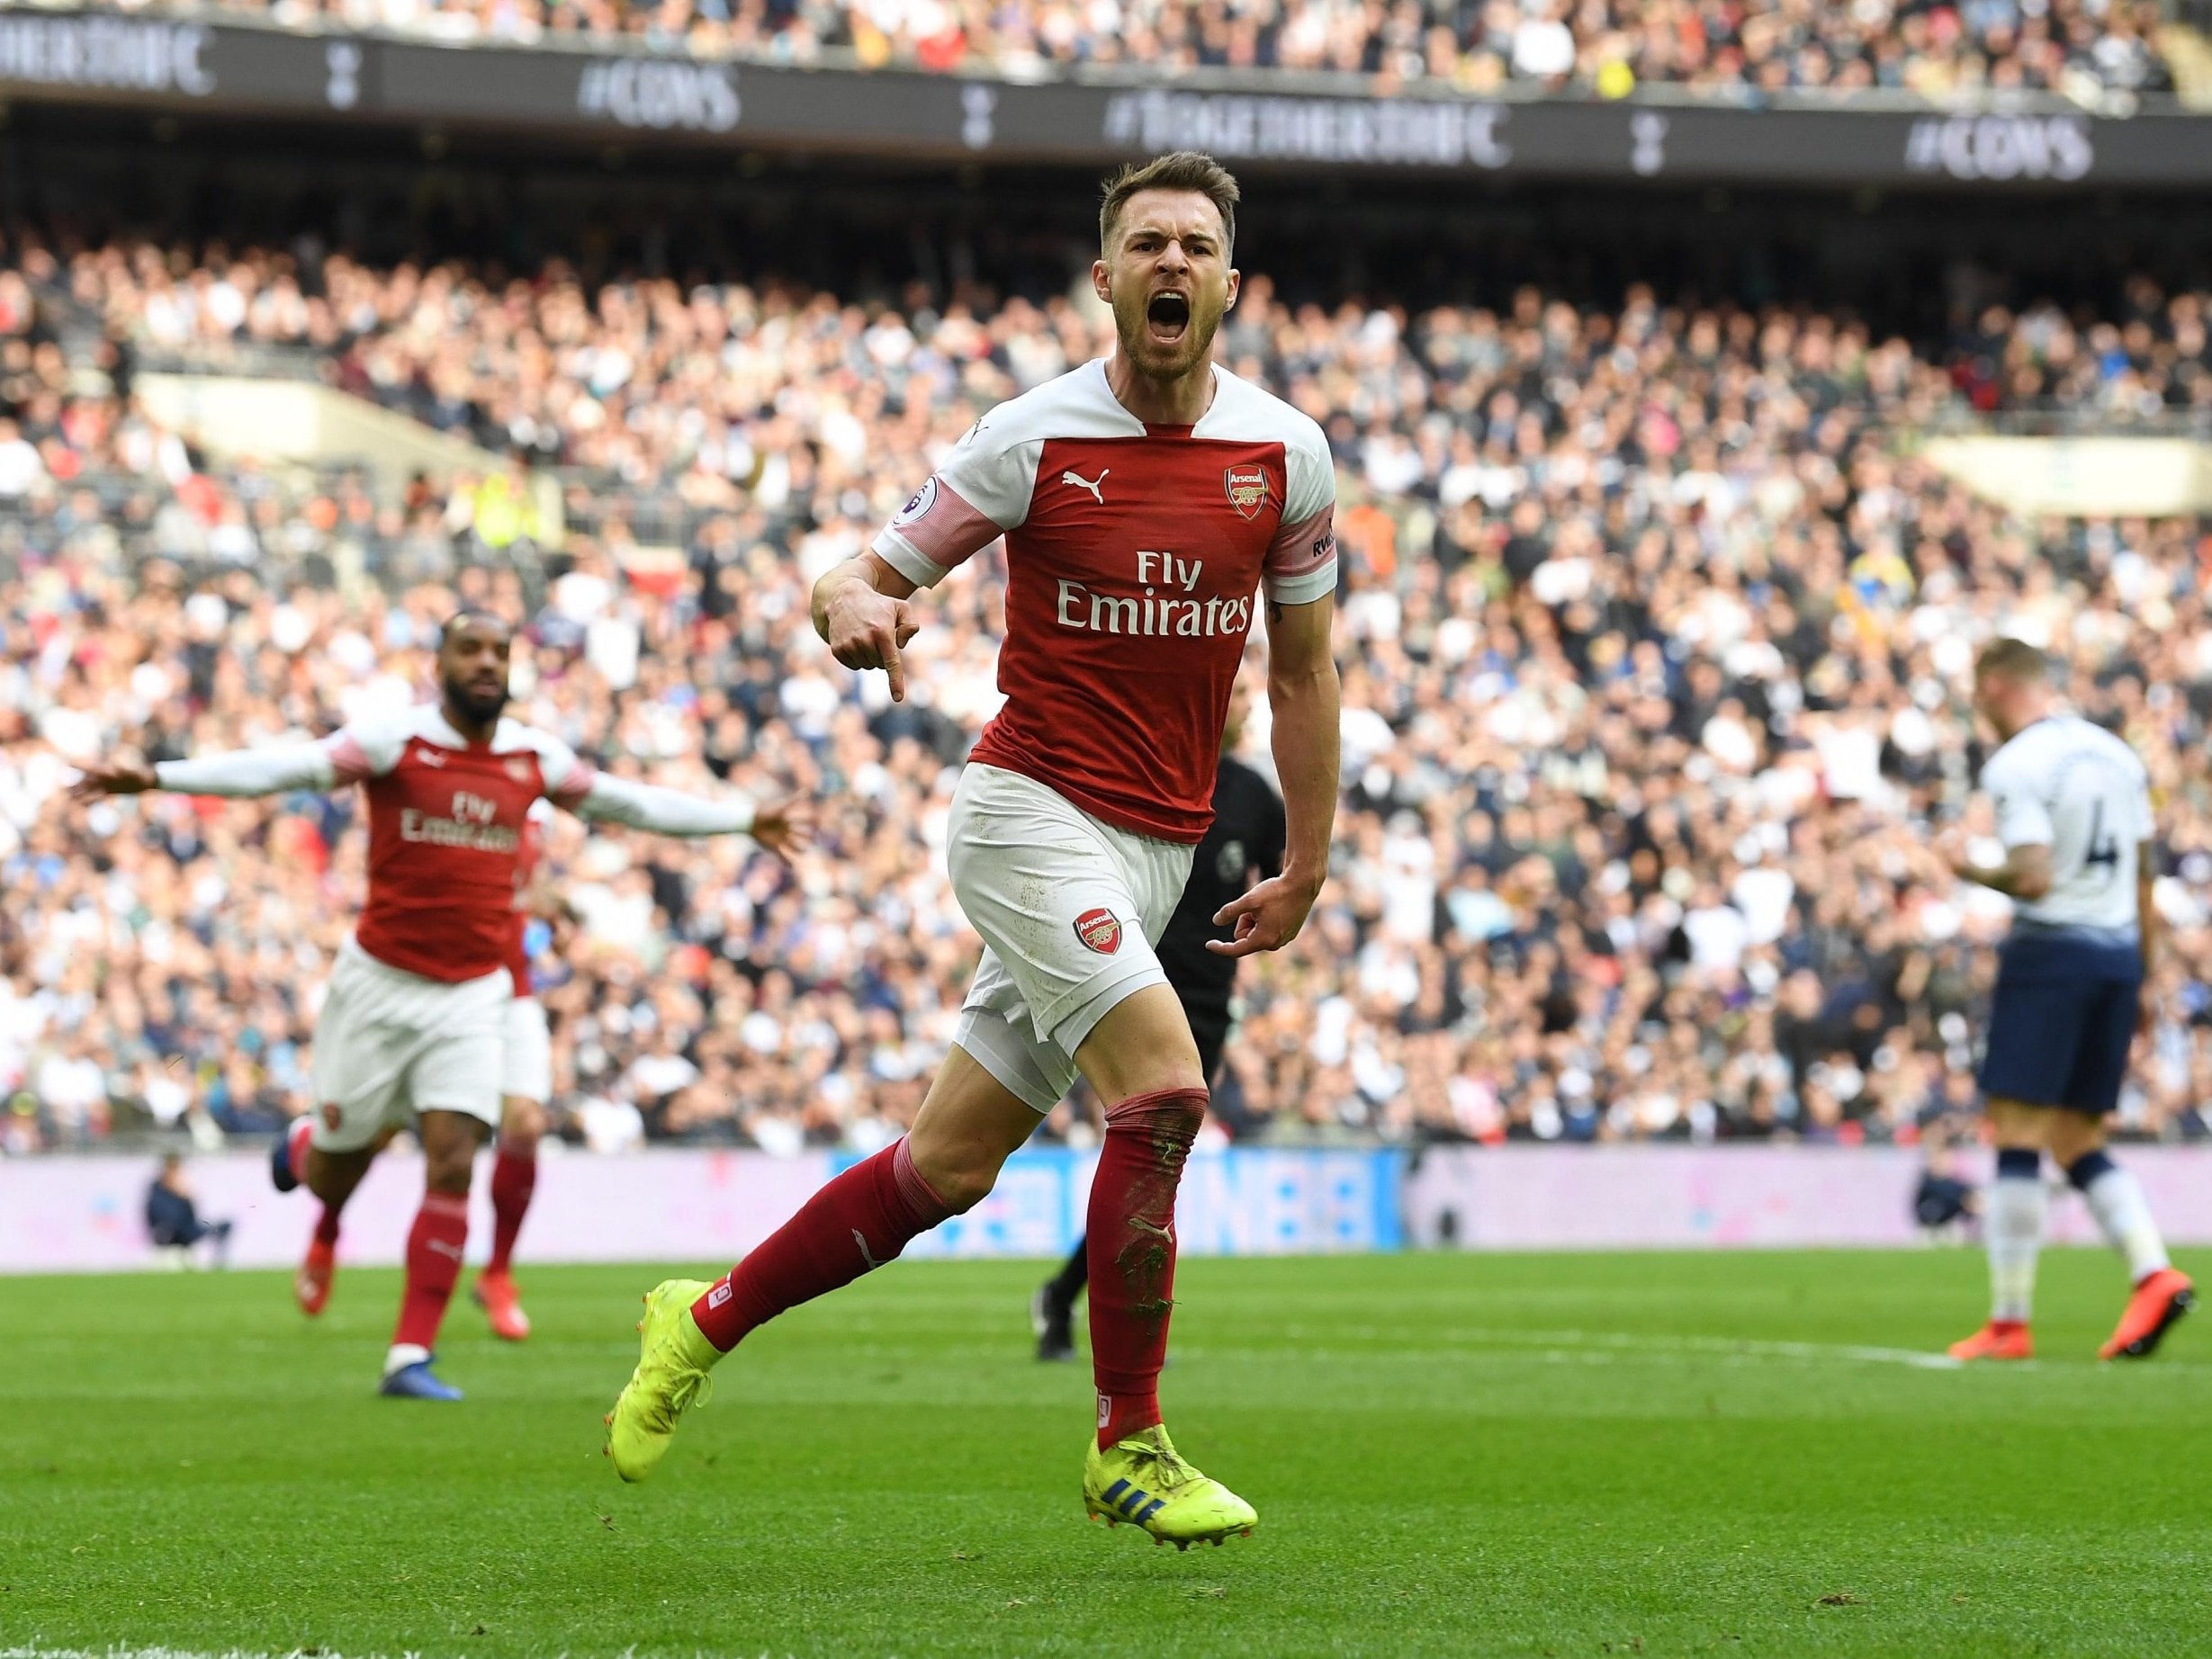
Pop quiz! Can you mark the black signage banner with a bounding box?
[2,10,2208,187]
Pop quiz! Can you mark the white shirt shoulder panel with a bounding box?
[1196,366,1337,523]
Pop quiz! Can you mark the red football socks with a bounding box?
[691,1138,951,1352]
[313,1204,342,1247]
[1088,1087,1206,1448]
[487,1143,537,1276]
[391,1191,470,1353]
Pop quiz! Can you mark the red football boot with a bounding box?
[295,1238,335,1317]
[1948,1320,2033,1361]
[2099,1269,2194,1361]
[473,1269,532,1341]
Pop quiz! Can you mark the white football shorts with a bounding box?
[307,937,511,1152]
[501,995,553,1106]
[948,763,1194,1114]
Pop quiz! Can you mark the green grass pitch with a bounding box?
[2,1248,2208,1657]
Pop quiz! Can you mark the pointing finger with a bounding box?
[882,632,906,703]
[1212,891,1260,928]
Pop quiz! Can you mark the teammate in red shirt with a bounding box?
[285,803,568,1342]
[605,152,1342,1547]
[75,612,807,1400]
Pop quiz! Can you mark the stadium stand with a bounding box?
[65,0,2181,99]
[4,224,2210,1156]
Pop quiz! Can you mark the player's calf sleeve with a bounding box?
[1087,1087,1206,1449]
[390,1192,470,1361]
[1987,1147,2046,1324]
[690,1137,953,1352]
[2066,1150,2171,1284]
[487,1143,537,1276]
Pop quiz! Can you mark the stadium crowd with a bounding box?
[4,229,2212,1158]
[89,0,2177,101]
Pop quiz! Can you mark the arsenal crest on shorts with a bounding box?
[1224,464,1268,521]
[1073,907,1123,955]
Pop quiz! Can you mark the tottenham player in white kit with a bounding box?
[606,152,1342,1547]
[1944,639,2193,1362]
[75,613,807,1399]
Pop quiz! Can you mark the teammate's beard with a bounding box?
[442,672,508,731]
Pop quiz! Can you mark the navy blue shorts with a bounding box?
[1978,929,2143,1116]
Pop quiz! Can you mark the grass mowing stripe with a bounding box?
[1,1248,2204,1658]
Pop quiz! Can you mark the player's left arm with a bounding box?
[535,733,812,859]
[1211,592,1338,959]
[1255,774,1288,882]
[567,772,812,860]
[2132,764,2158,988]
[2136,837,2159,983]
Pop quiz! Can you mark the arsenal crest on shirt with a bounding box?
[1224,464,1269,521]
[1073,907,1123,955]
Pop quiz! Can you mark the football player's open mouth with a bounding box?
[1146,291,1191,345]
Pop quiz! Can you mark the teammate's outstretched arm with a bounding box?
[70,739,343,801]
[564,770,813,861]
[812,551,922,703]
[1211,592,1339,959]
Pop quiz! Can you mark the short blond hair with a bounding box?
[1974,637,2050,686]
[1099,151,1240,261]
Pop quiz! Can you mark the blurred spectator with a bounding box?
[146,1152,234,1265]
[3,232,2211,1155]
[76,0,2178,102]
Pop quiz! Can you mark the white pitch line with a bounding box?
[1308,1322,1966,1370]
[1511,1325,1966,1371]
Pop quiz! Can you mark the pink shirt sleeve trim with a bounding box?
[323,731,376,787]
[876,478,1002,585]
[1265,504,1336,583]
[545,762,597,811]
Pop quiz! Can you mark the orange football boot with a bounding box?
[2098,1268,2194,1360]
[295,1238,335,1316]
[474,1269,532,1341]
[1948,1321,2033,1361]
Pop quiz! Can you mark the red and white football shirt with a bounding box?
[872,359,1336,845]
[317,707,593,983]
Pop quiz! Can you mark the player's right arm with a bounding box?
[820,417,1034,702]
[1946,747,2054,901]
[70,726,389,800]
[812,552,922,703]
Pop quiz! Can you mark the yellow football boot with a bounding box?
[603,1278,718,1483]
[1084,1425,1257,1548]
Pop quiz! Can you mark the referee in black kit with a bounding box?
[1030,673,1287,1361]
